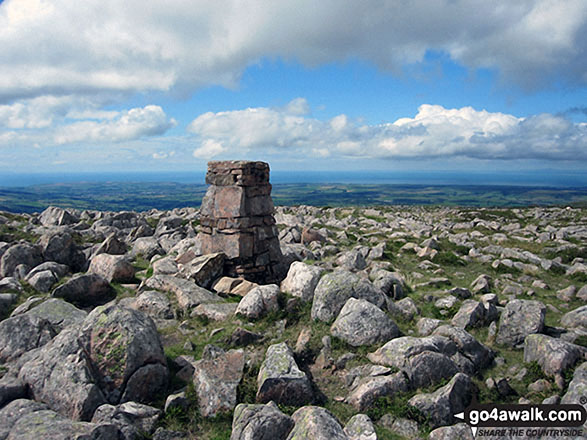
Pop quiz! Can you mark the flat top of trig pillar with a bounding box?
[208,160,269,172]
[206,160,270,186]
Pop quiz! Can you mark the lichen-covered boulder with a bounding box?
[561,305,587,329]
[408,372,474,428]
[330,298,399,347]
[178,252,225,289]
[346,371,409,412]
[231,401,294,440]
[311,270,385,323]
[236,284,280,320]
[21,298,87,332]
[280,261,324,302]
[286,406,347,440]
[0,314,56,363]
[78,305,168,405]
[193,347,245,418]
[257,342,313,406]
[38,206,79,227]
[523,334,585,377]
[496,299,546,347]
[343,413,377,440]
[38,231,86,272]
[0,243,43,278]
[561,362,587,407]
[428,423,474,440]
[142,274,222,311]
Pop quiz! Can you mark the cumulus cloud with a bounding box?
[0,0,585,103]
[187,100,587,161]
[0,101,176,148]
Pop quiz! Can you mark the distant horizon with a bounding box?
[1,169,586,188]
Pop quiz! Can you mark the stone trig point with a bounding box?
[199,160,286,284]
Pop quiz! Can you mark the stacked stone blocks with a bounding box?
[199,161,285,283]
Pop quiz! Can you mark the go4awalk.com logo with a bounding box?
[455,403,587,437]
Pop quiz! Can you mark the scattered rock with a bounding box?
[523,333,585,376]
[280,261,324,302]
[52,273,115,307]
[88,253,136,283]
[331,298,399,347]
[287,406,347,440]
[496,299,546,347]
[231,401,294,440]
[256,342,313,406]
[235,284,280,319]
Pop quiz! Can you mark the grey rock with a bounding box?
[0,277,22,294]
[231,401,294,440]
[451,300,486,329]
[236,284,280,320]
[27,261,70,279]
[88,254,136,283]
[191,302,238,321]
[336,249,367,271]
[132,290,174,319]
[390,297,419,321]
[6,408,97,440]
[132,237,164,260]
[346,371,409,411]
[470,274,492,294]
[18,326,107,421]
[52,273,115,307]
[371,270,405,300]
[94,233,127,256]
[142,274,222,311]
[24,298,87,332]
[286,406,347,440]
[0,243,43,278]
[344,414,376,440]
[447,287,472,299]
[407,351,459,389]
[25,270,58,293]
[177,252,224,289]
[561,305,587,329]
[164,392,189,413]
[0,313,56,363]
[0,376,27,407]
[523,334,585,376]
[432,325,494,373]
[496,299,546,347]
[257,342,313,406]
[331,298,399,347]
[0,399,49,440]
[152,256,179,276]
[38,231,85,272]
[39,206,78,227]
[0,293,17,317]
[387,417,420,439]
[367,335,455,371]
[312,270,385,323]
[280,261,324,302]
[408,372,474,428]
[193,348,245,417]
[561,362,587,407]
[91,401,161,439]
[428,423,474,440]
[416,317,443,336]
[153,428,188,440]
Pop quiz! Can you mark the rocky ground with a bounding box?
[0,204,586,440]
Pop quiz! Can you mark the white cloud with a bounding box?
[0,0,585,104]
[193,139,226,159]
[186,101,587,161]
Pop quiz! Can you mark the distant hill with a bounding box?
[1,181,586,213]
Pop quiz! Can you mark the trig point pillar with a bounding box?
[199,160,286,284]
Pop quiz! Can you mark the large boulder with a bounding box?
[344,414,377,440]
[130,290,174,319]
[38,206,79,227]
[18,305,168,421]
[0,399,50,440]
[20,298,87,332]
[91,401,161,440]
[311,270,385,323]
[408,373,474,429]
[523,334,585,377]
[88,253,136,283]
[52,273,115,307]
[428,423,474,440]
[346,371,409,411]
[235,284,280,320]
[38,231,85,272]
[257,342,314,407]
[371,270,405,300]
[231,401,294,440]
[178,252,225,289]
[0,243,43,278]
[561,305,587,329]
[330,298,399,347]
[141,275,222,311]
[280,261,324,302]
[286,406,347,440]
[432,325,494,374]
[561,362,587,406]
[193,347,245,418]
[496,299,546,347]
[0,314,56,363]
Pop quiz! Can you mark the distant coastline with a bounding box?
[1,169,586,188]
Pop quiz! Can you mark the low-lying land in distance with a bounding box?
[1,181,587,213]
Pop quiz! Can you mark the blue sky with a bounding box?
[0,0,586,178]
